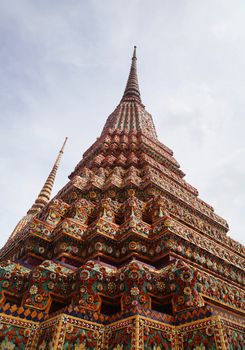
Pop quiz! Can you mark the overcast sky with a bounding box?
[0,0,244,247]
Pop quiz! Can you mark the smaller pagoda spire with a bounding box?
[9,138,67,239]
[122,46,141,102]
[27,137,68,215]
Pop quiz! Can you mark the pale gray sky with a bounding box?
[0,0,244,247]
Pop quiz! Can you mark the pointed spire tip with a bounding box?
[122,46,141,101]
[27,138,67,215]
[60,137,68,153]
[133,46,137,59]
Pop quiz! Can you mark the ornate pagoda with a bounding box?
[0,47,244,349]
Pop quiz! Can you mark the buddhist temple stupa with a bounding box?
[0,47,244,349]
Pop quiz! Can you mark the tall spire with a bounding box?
[9,138,68,240]
[99,46,158,140]
[122,46,141,102]
[27,137,68,215]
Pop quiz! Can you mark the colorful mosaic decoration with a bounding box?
[0,47,244,348]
